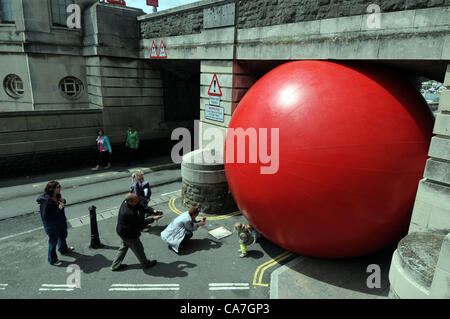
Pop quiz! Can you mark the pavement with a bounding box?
[0,155,395,299]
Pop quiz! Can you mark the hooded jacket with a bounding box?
[37,194,67,235]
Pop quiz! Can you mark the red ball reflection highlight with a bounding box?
[224,61,434,258]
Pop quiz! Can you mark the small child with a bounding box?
[235,223,254,258]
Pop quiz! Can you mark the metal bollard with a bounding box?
[89,205,103,249]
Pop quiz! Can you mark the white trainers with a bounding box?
[239,253,247,258]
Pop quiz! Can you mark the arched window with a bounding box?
[59,76,84,99]
[3,74,24,98]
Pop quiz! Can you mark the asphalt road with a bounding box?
[0,179,294,299]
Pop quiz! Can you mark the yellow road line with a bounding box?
[168,198,241,220]
[253,251,294,287]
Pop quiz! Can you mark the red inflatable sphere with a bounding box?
[224,61,434,258]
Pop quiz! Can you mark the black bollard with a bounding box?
[89,205,103,249]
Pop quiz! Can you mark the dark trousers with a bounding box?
[181,231,193,245]
[97,151,111,166]
[126,147,141,165]
[48,230,68,264]
[111,237,148,270]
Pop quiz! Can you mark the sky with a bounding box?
[125,0,200,13]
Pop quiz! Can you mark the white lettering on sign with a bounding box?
[205,105,224,122]
[209,95,220,106]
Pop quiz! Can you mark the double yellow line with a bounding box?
[168,198,241,220]
[253,251,294,287]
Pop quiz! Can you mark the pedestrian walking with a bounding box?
[93,128,112,170]
[161,206,206,254]
[111,193,163,271]
[125,124,140,166]
[234,223,254,258]
[37,181,74,266]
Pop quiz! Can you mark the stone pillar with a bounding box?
[389,65,450,298]
[409,66,450,233]
[180,60,258,213]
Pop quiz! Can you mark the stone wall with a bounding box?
[237,0,450,29]
[182,180,238,213]
[139,0,450,38]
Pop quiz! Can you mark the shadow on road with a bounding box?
[178,238,222,255]
[123,260,197,277]
[59,251,113,274]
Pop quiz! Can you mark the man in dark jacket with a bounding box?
[111,193,163,271]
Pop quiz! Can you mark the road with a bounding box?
[0,168,295,299]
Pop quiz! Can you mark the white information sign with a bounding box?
[209,95,220,106]
[205,104,224,122]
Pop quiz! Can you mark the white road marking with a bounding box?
[39,284,76,291]
[160,190,181,197]
[208,283,250,290]
[0,284,8,290]
[0,227,43,242]
[109,284,180,291]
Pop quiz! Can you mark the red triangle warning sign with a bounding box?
[208,73,222,96]
[158,40,167,59]
[150,41,158,58]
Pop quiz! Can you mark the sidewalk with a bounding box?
[0,155,180,202]
[269,245,396,299]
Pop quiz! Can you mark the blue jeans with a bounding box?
[48,230,68,264]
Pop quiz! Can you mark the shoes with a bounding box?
[60,246,75,255]
[105,164,112,169]
[50,260,63,266]
[239,253,247,258]
[112,264,128,271]
[92,166,100,171]
[168,245,179,254]
[143,260,157,269]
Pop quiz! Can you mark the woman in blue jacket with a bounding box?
[37,181,74,266]
[93,128,112,170]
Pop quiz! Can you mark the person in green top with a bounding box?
[126,124,141,166]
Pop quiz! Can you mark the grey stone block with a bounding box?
[424,158,450,185]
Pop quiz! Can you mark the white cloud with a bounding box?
[125,0,199,13]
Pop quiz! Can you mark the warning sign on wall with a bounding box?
[158,40,167,59]
[150,41,158,58]
[208,73,222,96]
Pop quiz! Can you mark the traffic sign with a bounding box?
[150,41,158,58]
[158,40,167,58]
[208,73,222,96]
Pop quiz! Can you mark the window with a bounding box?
[59,76,84,99]
[1,0,15,23]
[3,74,24,98]
[50,0,74,27]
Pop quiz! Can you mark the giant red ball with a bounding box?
[224,61,434,258]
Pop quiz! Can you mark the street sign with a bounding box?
[158,40,167,58]
[150,41,158,58]
[209,95,220,106]
[205,104,224,122]
[208,73,222,96]
[146,0,159,6]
